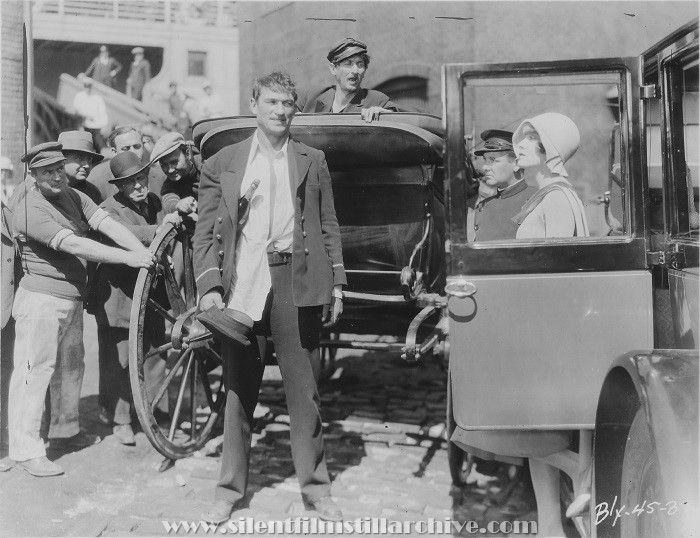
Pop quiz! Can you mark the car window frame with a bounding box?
[443,58,647,276]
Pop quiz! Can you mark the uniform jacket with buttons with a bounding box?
[473,179,537,241]
[193,134,346,307]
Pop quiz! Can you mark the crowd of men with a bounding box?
[1,36,396,519]
[1,36,533,523]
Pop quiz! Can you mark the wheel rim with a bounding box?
[129,224,225,460]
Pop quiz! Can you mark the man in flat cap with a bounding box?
[150,132,201,217]
[126,47,151,101]
[91,152,181,444]
[470,129,536,241]
[8,142,155,476]
[296,38,401,122]
[84,45,122,89]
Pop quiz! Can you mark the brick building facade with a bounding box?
[238,1,697,114]
[1,0,26,175]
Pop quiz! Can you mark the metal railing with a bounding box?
[33,0,237,28]
[34,86,82,144]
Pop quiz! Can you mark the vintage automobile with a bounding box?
[128,18,698,538]
[442,18,699,538]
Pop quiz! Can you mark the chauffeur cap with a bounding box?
[21,142,66,170]
[131,47,145,55]
[473,129,515,156]
[108,151,150,184]
[327,37,368,64]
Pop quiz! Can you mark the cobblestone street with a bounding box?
[0,316,547,537]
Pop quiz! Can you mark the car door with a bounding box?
[442,58,654,431]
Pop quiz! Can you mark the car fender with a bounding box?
[594,349,698,537]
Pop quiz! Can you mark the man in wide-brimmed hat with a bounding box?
[8,142,156,476]
[295,37,402,122]
[58,130,105,204]
[90,152,180,445]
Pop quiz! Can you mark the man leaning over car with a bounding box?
[295,38,402,122]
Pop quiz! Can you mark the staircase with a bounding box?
[56,73,174,132]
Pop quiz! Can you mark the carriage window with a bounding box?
[462,72,627,243]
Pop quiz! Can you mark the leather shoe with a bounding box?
[113,424,136,445]
[201,499,236,524]
[50,432,101,450]
[14,456,64,477]
[304,496,343,521]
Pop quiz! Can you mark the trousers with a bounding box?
[9,287,84,461]
[216,261,330,504]
[97,322,166,425]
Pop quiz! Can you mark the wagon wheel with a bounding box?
[129,222,225,460]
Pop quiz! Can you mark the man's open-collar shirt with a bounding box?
[226,130,295,320]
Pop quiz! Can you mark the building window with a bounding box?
[374,76,428,112]
[188,51,207,77]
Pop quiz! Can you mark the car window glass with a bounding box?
[645,68,664,236]
[678,59,699,237]
[461,72,627,242]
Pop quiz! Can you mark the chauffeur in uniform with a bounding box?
[295,38,401,122]
[194,71,346,523]
[471,129,536,241]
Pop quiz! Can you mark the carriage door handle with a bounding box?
[444,279,477,298]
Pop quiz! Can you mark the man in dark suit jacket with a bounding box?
[84,45,122,88]
[194,71,346,523]
[90,152,180,445]
[470,129,537,242]
[296,38,401,122]
[126,47,151,102]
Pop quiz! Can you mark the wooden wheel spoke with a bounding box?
[181,234,197,309]
[204,346,223,365]
[150,348,191,414]
[168,351,194,441]
[145,341,173,360]
[146,298,176,323]
[190,358,198,441]
[161,256,186,315]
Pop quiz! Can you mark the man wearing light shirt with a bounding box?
[194,71,345,523]
[73,75,109,152]
[8,142,155,477]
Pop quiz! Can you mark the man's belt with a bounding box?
[267,251,292,265]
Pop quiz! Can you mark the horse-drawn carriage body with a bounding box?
[129,114,448,459]
[194,113,446,337]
